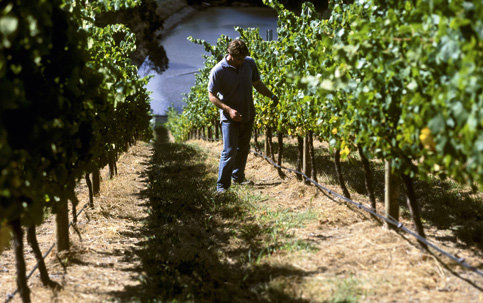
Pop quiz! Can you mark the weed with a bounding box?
[241,202,318,261]
[328,276,363,303]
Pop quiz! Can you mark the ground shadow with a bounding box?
[253,137,483,253]
[411,178,483,251]
[109,126,313,302]
[254,139,385,200]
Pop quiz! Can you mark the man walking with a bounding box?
[208,39,279,193]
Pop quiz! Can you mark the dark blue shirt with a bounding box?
[208,55,260,122]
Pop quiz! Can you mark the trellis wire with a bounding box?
[248,148,483,278]
[186,135,483,278]
[5,202,90,303]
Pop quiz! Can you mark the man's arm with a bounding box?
[253,80,279,106]
[209,91,242,122]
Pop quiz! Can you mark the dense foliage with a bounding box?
[93,0,169,71]
[168,0,483,190]
[0,0,152,229]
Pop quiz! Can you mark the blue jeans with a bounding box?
[217,119,253,190]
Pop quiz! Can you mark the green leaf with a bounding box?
[428,115,446,133]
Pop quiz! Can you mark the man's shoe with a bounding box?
[215,188,227,195]
[233,178,254,185]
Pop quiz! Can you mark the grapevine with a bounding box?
[169,0,483,248]
[0,0,152,300]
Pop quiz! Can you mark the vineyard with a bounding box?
[169,0,483,261]
[1,0,483,302]
[0,0,152,302]
[1,126,482,302]
[166,0,483,298]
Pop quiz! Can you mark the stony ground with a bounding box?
[1,127,482,302]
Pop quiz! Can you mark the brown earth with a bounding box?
[1,127,482,302]
[0,142,152,302]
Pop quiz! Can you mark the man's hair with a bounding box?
[227,39,249,57]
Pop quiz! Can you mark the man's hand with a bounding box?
[209,92,243,122]
[253,81,279,108]
[229,108,243,122]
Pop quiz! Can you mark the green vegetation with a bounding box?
[139,126,318,302]
[168,0,483,191]
[1,0,152,228]
[328,276,363,303]
[167,0,483,247]
[0,0,153,300]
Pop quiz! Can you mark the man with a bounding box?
[208,39,279,193]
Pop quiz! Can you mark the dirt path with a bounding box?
[1,143,152,302]
[194,139,483,303]
[1,127,482,302]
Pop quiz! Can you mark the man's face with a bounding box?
[228,54,246,68]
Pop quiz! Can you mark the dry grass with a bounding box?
[1,128,482,303]
[194,135,483,303]
[0,142,152,302]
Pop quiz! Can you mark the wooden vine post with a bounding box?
[108,152,116,179]
[296,136,304,181]
[276,131,286,178]
[93,169,101,196]
[56,201,70,252]
[308,131,317,183]
[303,134,311,184]
[265,126,272,157]
[384,160,400,230]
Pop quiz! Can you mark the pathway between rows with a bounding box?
[1,126,481,302]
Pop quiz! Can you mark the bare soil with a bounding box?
[1,127,482,303]
[1,142,152,302]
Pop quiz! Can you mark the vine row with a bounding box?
[0,0,152,301]
[168,0,483,251]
